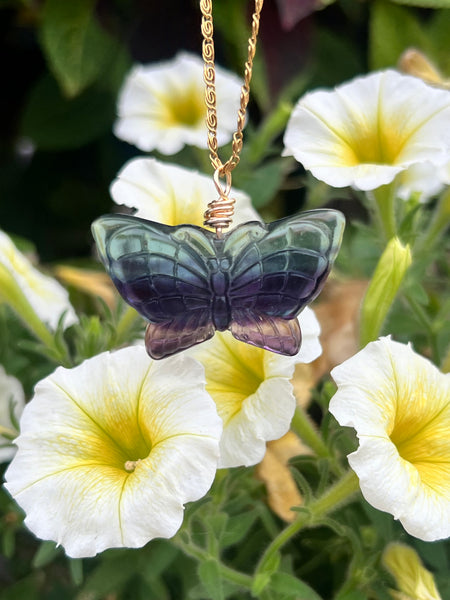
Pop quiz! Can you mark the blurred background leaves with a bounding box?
[2,0,448,261]
[0,1,449,598]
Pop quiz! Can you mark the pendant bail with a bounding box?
[203,169,236,237]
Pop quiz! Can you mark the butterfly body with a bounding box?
[92,210,345,359]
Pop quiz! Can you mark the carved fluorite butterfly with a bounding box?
[92,210,345,359]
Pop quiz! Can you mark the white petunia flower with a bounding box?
[5,346,222,558]
[0,365,25,463]
[0,230,77,330]
[110,157,261,228]
[329,337,450,542]
[114,52,243,154]
[190,308,322,468]
[283,70,450,191]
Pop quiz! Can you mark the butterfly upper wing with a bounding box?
[225,210,345,353]
[92,215,217,320]
[92,215,217,358]
[226,210,345,319]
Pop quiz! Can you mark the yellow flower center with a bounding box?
[71,384,154,475]
[342,119,406,166]
[165,87,205,127]
[389,381,450,495]
[204,333,266,424]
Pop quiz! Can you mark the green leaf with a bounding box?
[361,502,396,541]
[1,577,39,600]
[69,558,84,587]
[266,572,324,600]
[370,1,450,73]
[22,74,115,150]
[77,550,139,598]
[139,540,179,582]
[335,591,369,600]
[360,237,412,346]
[198,559,225,600]
[427,11,450,73]
[369,1,428,69]
[40,0,116,97]
[188,580,240,600]
[208,512,229,544]
[221,510,259,548]
[0,575,41,600]
[391,0,450,6]
[312,28,364,87]
[2,527,16,558]
[23,20,130,150]
[235,159,288,209]
[32,540,61,568]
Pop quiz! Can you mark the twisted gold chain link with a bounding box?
[200,0,264,178]
[200,0,263,234]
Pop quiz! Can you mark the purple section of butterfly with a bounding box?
[91,210,345,359]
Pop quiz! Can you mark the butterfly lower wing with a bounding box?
[145,311,215,359]
[230,310,301,355]
[226,210,345,320]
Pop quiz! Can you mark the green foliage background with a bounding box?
[0,0,449,598]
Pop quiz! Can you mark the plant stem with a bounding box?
[415,187,450,256]
[368,183,397,241]
[254,471,359,583]
[403,292,440,365]
[247,101,292,164]
[291,407,330,459]
[174,537,253,589]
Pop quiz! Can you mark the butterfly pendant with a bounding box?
[92,209,345,359]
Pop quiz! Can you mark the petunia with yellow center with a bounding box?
[4,347,222,558]
[114,52,243,155]
[109,157,261,229]
[283,69,450,191]
[329,337,450,541]
[164,85,205,127]
[189,307,322,468]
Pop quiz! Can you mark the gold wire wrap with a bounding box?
[200,0,264,233]
[203,170,236,236]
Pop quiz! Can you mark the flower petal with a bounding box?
[110,157,261,228]
[5,347,222,557]
[284,70,450,191]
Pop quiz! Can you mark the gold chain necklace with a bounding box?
[201,0,264,236]
[92,0,345,360]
